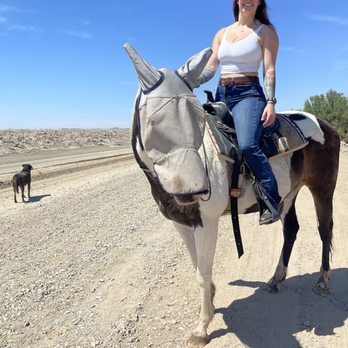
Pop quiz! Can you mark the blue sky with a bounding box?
[0,0,347,129]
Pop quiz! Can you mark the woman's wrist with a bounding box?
[266,101,276,110]
[266,97,277,105]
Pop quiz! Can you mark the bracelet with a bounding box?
[266,97,277,104]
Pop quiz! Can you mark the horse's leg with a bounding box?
[174,222,216,312]
[309,187,334,295]
[173,222,197,269]
[268,190,300,292]
[186,215,218,348]
[301,122,339,294]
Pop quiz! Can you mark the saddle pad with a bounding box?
[271,113,309,158]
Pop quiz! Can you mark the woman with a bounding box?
[198,0,281,225]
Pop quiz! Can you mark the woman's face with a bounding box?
[237,0,260,14]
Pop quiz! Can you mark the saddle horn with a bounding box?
[124,43,162,92]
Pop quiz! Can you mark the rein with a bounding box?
[200,141,212,202]
[199,136,244,257]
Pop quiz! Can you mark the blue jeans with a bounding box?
[215,81,281,207]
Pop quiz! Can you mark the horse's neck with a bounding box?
[201,129,215,161]
[201,129,231,183]
[201,128,228,170]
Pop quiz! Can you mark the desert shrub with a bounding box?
[303,90,348,141]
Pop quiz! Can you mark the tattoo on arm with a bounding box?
[198,66,215,85]
[264,72,276,100]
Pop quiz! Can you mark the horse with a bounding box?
[124,43,340,347]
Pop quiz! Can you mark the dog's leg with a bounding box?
[12,180,18,203]
[20,184,25,202]
[28,182,31,200]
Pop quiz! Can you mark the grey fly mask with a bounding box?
[124,43,213,200]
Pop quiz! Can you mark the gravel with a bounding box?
[0,159,194,347]
[1,133,347,347]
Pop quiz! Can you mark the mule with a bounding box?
[124,43,340,347]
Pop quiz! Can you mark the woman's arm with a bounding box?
[261,25,279,127]
[197,28,224,85]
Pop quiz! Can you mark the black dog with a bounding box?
[12,164,33,203]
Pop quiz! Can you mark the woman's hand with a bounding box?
[261,102,276,128]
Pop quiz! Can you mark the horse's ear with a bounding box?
[176,48,213,89]
[124,43,162,92]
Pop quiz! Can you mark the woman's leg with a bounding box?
[215,82,281,223]
[232,96,281,221]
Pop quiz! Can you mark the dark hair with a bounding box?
[233,0,272,25]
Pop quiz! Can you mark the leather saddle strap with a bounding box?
[230,158,244,258]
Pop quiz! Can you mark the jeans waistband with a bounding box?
[219,76,259,86]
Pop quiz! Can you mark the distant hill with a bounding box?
[0,128,130,154]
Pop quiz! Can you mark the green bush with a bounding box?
[303,89,348,142]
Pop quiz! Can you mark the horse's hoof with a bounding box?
[312,282,330,296]
[267,284,279,293]
[267,278,280,293]
[186,333,209,348]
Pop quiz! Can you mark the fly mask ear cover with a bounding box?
[140,84,208,195]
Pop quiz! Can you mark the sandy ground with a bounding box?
[0,129,131,189]
[0,132,347,348]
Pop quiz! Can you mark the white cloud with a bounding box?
[63,29,92,39]
[8,24,39,32]
[308,14,348,26]
[0,4,17,12]
[0,4,40,36]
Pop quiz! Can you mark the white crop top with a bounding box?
[218,25,264,74]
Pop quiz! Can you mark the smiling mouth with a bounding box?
[241,3,254,8]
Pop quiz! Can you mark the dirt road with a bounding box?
[0,151,347,348]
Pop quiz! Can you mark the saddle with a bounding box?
[203,94,308,164]
[202,91,309,258]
